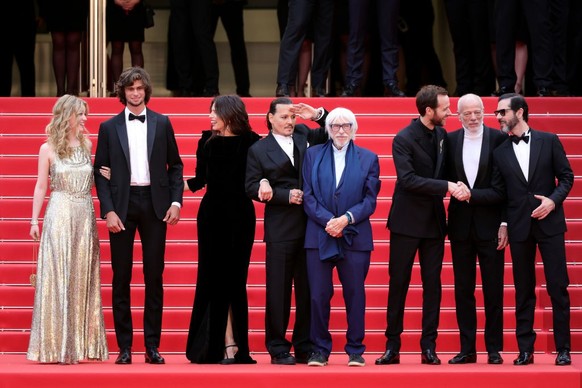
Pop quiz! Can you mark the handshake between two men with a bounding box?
[448,181,471,202]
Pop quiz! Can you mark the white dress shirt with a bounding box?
[273,133,295,166]
[462,125,483,188]
[513,129,531,181]
[126,108,150,186]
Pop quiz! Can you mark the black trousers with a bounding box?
[495,0,553,90]
[265,239,312,357]
[450,228,504,354]
[385,232,444,352]
[510,222,570,353]
[169,0,219,93]
[210,1,250,95]
[110,186,167,349]
[443,0,495,96]
[276,0,334,89]
[345,0,400,86]
[0,15,36,96]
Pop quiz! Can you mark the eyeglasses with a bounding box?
[493,108,513,117]
[460,110,483,118]
[330,123,353,132]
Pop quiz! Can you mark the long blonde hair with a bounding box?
[46,95,89,158]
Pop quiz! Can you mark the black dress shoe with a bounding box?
[312,87,327,97]
[115,347,132,364]
[276,84,290,97]
[421,349,441,365]
[513,352,534,365]
[340,83,360,97]
[492,85,512,97]
[145,347,165,364]
[448,352,477,364]
[271,351,296,365]
[375,349,400,365]
[384,82,406,97]
[202,88,219,97]
[295,352,312,364]
[536,87,552,97]
[487,352,504,364]
[555,349,571,366]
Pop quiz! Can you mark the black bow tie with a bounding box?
[512,133,529,144]
[129,113,145,123]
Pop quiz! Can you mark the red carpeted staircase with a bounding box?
[1,96,581,387]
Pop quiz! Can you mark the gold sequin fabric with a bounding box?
[27,146,109,364]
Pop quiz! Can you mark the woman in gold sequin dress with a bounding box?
[27,95,109,364]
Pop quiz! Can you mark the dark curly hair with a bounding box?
[115,66,153,105]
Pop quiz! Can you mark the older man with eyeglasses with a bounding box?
[445,93,508,365]
[302,107,381,367]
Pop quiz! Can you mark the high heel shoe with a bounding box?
[219,344,238,365]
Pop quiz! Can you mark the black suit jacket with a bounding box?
[446,125,506,241]
[245,119,328,243]
[387,118,449,239]
[492,128,573,242]
[94,109,184,222]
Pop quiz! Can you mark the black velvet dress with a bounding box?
[185,130,260,364]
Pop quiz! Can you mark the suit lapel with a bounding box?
[146,110,156,161]
[528,129,542,182]
[473,127,491,186]
[501,139,528,184]
[410,120,435,163]
[434,128,445,179]
[115,113,131,172]
[266,133,295,172]
[453,131,469,184]
[294,133,309,188]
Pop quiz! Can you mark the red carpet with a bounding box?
[1,96,582,386]
[0,354,581,388]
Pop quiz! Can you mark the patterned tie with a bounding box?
[512,133,529,144]
[129,113,145,123]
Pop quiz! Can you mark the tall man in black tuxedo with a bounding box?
[376,85,460,366]
[245,98,328,364]
[492,93,573,366]
[94,67,184,365]
[446,94,507,365]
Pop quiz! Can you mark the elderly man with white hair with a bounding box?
[446,93,507,365]
[301,107,381,367]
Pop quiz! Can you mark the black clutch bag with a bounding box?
[144,1,155,29]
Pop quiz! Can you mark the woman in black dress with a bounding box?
[185,95,259,364]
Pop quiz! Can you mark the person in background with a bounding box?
[27,95,109,364]
[210,0,251,97]
[37,0,89,96]
[94,66,184,365]
[0,1,37,96]
[492,93,573,366]
[443,0,496,96]
[446,93,507,365]
[276,0,314,97]
[185,95,259,365]
[106,0,147,95]
[275,0,334,98]
[341,0,404,97]
[302,107,381,367]
[245,98,328,365]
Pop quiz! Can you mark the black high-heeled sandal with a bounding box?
[219,344,238,365]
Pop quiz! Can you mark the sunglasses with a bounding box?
[493,108,513,117]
